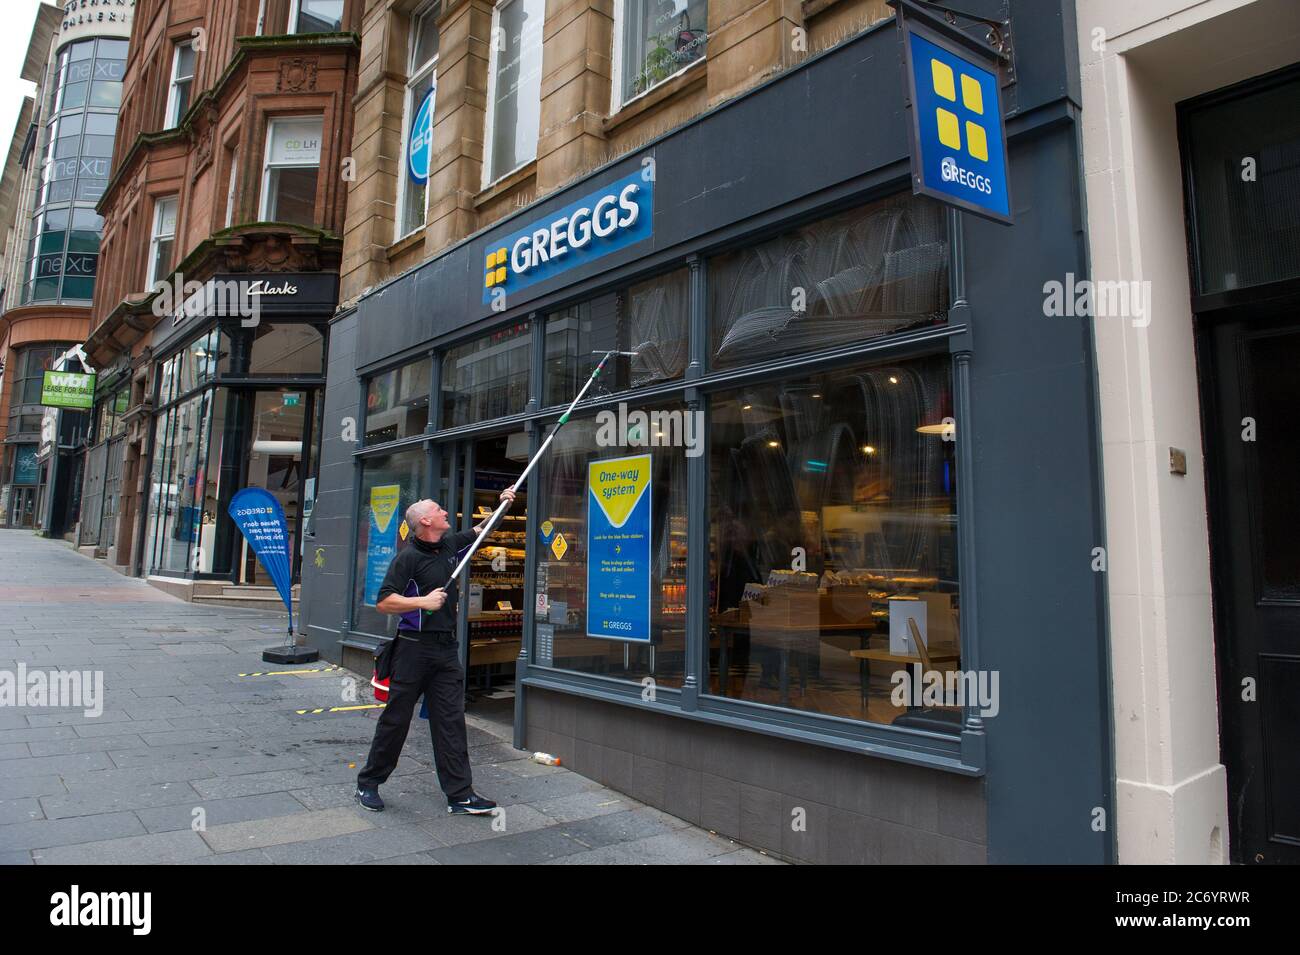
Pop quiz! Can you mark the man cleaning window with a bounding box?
[355,489,515,814]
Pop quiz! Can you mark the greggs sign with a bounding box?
[482,170,653,304]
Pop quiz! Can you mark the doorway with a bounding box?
[1199,310,1300,864]
[436,430,530,713]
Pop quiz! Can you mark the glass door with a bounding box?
[437,431,530,705]
[238,388,314,583]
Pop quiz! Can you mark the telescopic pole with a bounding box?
[446,347,634,583]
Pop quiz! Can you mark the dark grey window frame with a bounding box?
[346,190,985,775]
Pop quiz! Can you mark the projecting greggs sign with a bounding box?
[482,169,653,305]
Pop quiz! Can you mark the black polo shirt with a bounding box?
[376,529,477,638]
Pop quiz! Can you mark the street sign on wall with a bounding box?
[894,0,1013,224]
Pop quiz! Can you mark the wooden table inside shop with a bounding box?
[711,606,880,706]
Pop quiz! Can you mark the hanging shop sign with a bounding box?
[586,453,652,642]
[482,169,654,305]
[407,86,435,184]
[892,0,1012,224]
[40,371,96,409]
[227,488,295,621]
[364,485,401,606]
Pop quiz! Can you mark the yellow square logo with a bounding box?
[936,108,961,151]
[961,74,983,115]
[965,121,988,162]
[484,247,508,288]
[931,59,955,101]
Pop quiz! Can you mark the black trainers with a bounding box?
[355,785,384,812]
[447,792,496,815]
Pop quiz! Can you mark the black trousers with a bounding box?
[357,636,473,800]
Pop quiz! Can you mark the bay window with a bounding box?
[165,40,196,128]
[147,196,178,289]
[260,117,322,225]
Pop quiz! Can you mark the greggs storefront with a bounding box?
[303,13,1113,864]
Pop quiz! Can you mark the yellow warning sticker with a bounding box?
[551,533,568,560]
[399,519,409,541]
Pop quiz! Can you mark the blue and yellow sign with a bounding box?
[586,454,652,642]
[364,485,401,606]
[482,170,653,305]
[900,14,1011,223]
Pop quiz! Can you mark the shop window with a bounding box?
[147,196,178,289]
[533,406,688,687]
[352,448,426,637]
[260,117,322,226]
[14,345,61,405]
[250,323,324,375]
[483,0,544,187]
[544,268,690,408]
[709,193,949,369]
[707,353,960,728]
[364,355,431,446]
[440,323,530,428]
[614,0,707,110]
[165,41,197,129]
[151,390,213,573]
[397,3,440,239]
[217,323,325,377]
[289,0,345,33]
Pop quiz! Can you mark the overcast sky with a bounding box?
[0,1,55,147]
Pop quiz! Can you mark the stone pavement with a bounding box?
[0,530,779,865]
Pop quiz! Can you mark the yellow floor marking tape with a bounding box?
[239,665,341,677]
[294,703,386,716]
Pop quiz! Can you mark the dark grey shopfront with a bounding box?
[141,273,334,582]
[302,2,1112,864]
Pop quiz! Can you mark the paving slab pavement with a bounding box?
[0,530,779,865]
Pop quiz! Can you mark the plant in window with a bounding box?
[631,11,706,97]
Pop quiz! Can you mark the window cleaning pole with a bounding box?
[447,347,638,583]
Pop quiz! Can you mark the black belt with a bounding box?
[396,629,456,645]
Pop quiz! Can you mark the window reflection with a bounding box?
[441,323,530,427]
[544,268,689,407]
[365,356,430,445]
[708,354,960,728]
[709,194,949,368]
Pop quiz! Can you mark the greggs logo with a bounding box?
[482,170,653,304]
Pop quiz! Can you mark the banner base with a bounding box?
[262,646,320,664]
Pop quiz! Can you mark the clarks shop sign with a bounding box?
[162,272,340,327]
[482,169,654,305]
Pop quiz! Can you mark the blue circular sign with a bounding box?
[407,87,435,185]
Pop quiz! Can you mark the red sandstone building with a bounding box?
[82,0,359,599]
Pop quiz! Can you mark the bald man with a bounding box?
[355,489,515,814]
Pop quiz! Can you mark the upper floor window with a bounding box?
[147,196,178,289]
[397,3,440,239]
[614,0,708,110]
[289,0,345,33]
[483,0,544,187]
[224,146,240,227]
[165,41,197,128]
[260,117,323,225]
